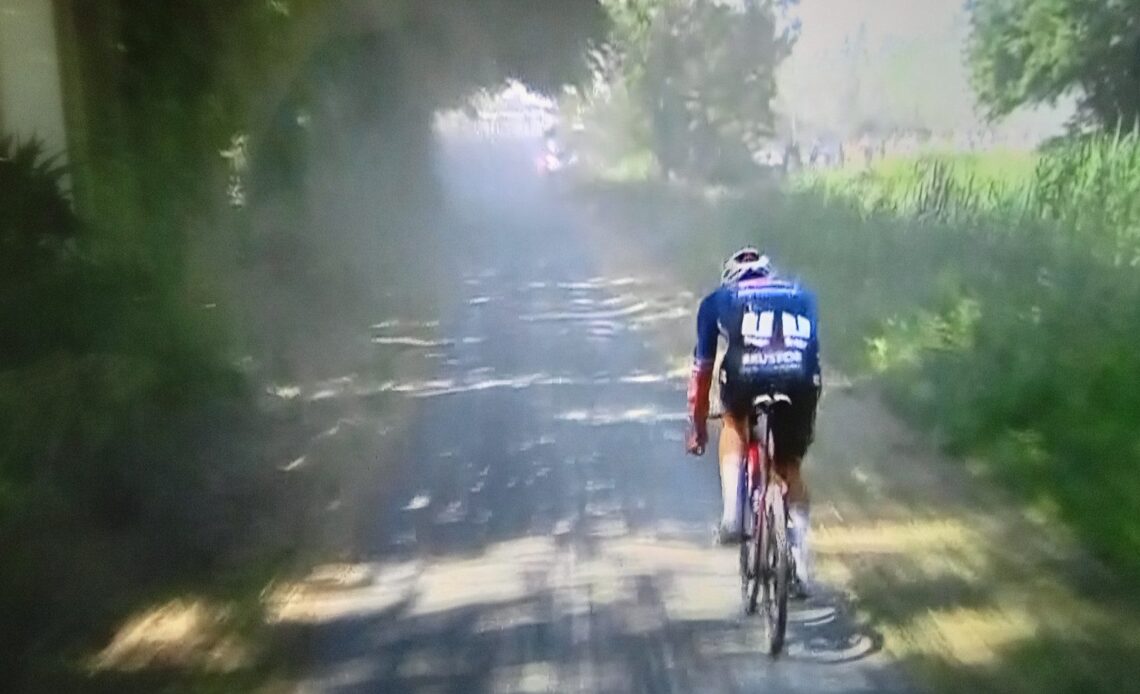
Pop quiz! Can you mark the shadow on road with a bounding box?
[276,554,894,693]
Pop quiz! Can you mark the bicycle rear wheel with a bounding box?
[762,490,789,656]
[740,443,762,614]
[740,497,761,614]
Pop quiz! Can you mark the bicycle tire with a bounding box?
[763,489,789,656]
[740,440,763,614]
[741,493,761,614]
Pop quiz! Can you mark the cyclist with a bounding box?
[686,247,821,593]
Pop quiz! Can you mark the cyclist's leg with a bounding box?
[773,387,820,589]
[779,456,811,583]
[718,409,749,536]
[773,456,812,592]
[777,457,809,505]
[713,373,750,540]
[773,385,818,499]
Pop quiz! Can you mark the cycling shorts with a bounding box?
[720,373,820,461]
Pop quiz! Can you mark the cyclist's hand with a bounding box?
[685,418,708,456]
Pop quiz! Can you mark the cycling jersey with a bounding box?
[694,275,820,386]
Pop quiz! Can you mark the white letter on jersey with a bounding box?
[742,310,775,347]
[782,313,812,349]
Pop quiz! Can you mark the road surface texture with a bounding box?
[271,139,911,693]
[275,139,1140,693]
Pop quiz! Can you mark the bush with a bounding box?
[0,136,232,492]
[0,136,243,685]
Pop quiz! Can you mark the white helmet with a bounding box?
[721,246,771,284]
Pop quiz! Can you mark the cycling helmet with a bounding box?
[721,246,771,284]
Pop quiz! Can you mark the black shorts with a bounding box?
[720,373,819,461]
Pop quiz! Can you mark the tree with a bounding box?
[968,0,1140,128]
[606,0,796,180]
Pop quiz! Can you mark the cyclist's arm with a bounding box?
[803,287,819,342]
[803,286,823,386]
[688,291,719,422]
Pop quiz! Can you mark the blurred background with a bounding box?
[3,0,1140,691]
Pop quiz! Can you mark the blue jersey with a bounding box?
[694,276,820,383]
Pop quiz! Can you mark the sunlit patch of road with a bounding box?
[555,407,688,426]
[91,600,253,675]
[293,368,689,403]
[277,527,891,691]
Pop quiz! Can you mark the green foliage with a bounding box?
[0,138,81,365]
[802,150,1040,215]
[588,0,795,181]
[463,0,607,94]
[645,0,793,178]
[0,138,74,249]
[803,132,1140,266]
[967,0,1140,128]
[0,137,231,496]
[0,135,245,686]
[70,0,306,270]
[1032,130,1140,263]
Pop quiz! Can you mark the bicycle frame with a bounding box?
[740,395,789,544]
[738,392,793,656]
[739,429,764,545]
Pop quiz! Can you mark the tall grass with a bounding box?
[804,134,1140,257]
[1033,133,1140,266]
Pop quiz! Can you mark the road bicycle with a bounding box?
[738,391,796,656]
